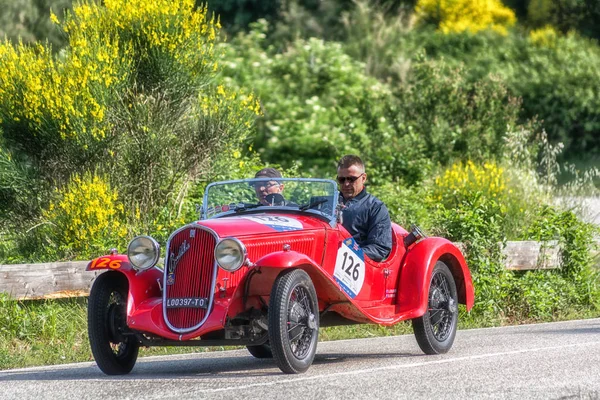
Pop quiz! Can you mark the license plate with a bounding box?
[165,297,209,309]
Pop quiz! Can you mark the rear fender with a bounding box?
[396,238,474,318]
[87,255,162,316]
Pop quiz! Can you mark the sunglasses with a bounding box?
[337,174,364,184]
[250,181,280,189]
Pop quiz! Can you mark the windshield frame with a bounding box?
[201,178,340,225]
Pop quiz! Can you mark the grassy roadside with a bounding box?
[1,295,599,371]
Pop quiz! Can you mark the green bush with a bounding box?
[506,204,600,320]
[339,0,417,89]
[0,139,43,224]
[413,29,600,157]
[220,20,397,179]
[527,0,600,40]
[220,21,525,186]
[0,0,72,50]
[391,57,522,181]
[370,181,434,230]
[525,206,598,278]
[425,156,600,323]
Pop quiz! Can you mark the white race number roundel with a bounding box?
[333,237,365,298]
[241,216,303,232]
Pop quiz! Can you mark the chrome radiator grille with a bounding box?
[163,226,217,332]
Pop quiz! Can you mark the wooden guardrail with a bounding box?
[0,260,101,300]
[0,240,579,300]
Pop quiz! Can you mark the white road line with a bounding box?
[2,318,598,375]
[169,340,600,397]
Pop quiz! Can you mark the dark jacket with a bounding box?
[340,189,392,262]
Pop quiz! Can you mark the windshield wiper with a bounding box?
[298,198,329,211]
[234,203,262,212]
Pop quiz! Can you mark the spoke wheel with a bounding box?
[269,269,319,374]
[412,261,458,355]
[88,272,139,375]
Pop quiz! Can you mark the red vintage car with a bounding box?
[87,178,474,375]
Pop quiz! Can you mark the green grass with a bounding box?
[1,296,599,371]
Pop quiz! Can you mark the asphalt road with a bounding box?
[1,318,599,400]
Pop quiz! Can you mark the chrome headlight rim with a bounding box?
[127,235,161,271]
[214,237,247,272]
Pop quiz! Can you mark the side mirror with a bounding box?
[336,204,344,225]
[404,224,426,248]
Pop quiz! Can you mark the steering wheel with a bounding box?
[264,193,286,206]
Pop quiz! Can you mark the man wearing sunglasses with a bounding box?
[253,167,287,206]
[337,155,392,262]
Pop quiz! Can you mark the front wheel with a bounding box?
[268,269,319,374]
[88,272,139,375]
[412,261,458,355]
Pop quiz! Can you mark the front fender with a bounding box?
[254,251,321,269]
[250,250,324,292]
[247,251,344,303]
[88,255,162,317]
[397,237,474,318]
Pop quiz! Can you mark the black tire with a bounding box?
[412,261,458,355]
[88,272,139,375]
[246,343,273,358]
[268,269,319,374]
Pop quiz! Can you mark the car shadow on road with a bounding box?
[314,351,418,366]
[0,351,420,382]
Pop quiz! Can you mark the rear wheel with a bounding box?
[88,272,139,375]
[269,269,319,374]
[412,261,458,355]
[246,343,273,358]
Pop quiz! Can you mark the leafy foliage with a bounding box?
[220,21,396,178]
[393,59,521,178]
[414,29,600,157]
[525,206,598,279]
[207,0,282,33]
[220,21,524,186]
[0,0,71,50]
[527,0,600,40]
[0,0,260,260]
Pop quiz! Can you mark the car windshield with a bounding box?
[202,178,339,221]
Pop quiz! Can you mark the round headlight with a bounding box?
[127,236,160,271]
[214,238,246,272]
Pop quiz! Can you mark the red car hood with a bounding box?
[196,213,328,238]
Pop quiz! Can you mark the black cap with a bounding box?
[255,168,282,179]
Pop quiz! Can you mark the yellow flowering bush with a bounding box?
[416,0,516,35]
[0,38,127,143]
[432,160,507,208]
[62,0,221,90]
[1,0,261,261]
[0,0,226,173]
[529,25,559,47]
[43,173,127,258]
[199,85,261,126]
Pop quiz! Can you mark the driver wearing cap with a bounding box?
[253,167,286,206]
